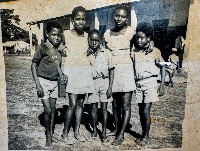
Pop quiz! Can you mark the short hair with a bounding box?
[113,4,129,17]
[136,22,153,38]
[46,21,63,33]
[71,6,87,21]
[88,29,102,41]
[88,29,100,38]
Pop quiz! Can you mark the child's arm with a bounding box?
[107,68,114,99]
[158,63,165,96]
[31,62,44,98]
[54,60,67,84]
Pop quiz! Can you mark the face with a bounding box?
[113,9,128,28]
[136,31,150,48]
[88,33,101,51]
[72,11,86,31]
[46,28,62,47]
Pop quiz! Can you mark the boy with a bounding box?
[131,22,165,146]
[31,21,67,147]
[86,29,114,143]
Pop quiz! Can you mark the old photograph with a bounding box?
[0,0,199,150]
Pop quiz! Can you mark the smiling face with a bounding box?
[113,9,128,28]
[72,11,86,31]
[46,28,62,47]
[136,31,150,48]
[88,33,101,51]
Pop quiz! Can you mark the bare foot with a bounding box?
[45,134,52,147]
[61,134,74,145]
[91,131,97,138]
[136,137,150,146]
[111,137,124,146]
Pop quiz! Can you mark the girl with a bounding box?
[104,4,136,146]
[61,6,94,144]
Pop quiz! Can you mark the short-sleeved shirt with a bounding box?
[131,45,164,78]
[87,46,113,79]
[32,41,65,81]
[104,26,135,65]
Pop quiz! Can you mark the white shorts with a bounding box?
[133,77,159,103]
[86,78,113,104]
[38,77,58,99]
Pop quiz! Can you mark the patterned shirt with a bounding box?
[32,40,66,80]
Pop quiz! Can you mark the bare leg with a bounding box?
[112,99,118,133]
[112,92,132,146]
[169,72,174,87]
[117,92,132,139]
[62,93,77,138]
[101,102,108,140]
[91,103,98,137]
[74,94,85,138]
[42,98,52,147]
[49,98,56,136]
[112,94,122,135]
[138,103,152,145]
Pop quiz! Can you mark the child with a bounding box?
[86,29,114,143]
[164,48,179,87]
[174,35,185,70]
[31,21,67,147]
[61,6,94,144]
[131,22,165,146]
[104,4,136,146]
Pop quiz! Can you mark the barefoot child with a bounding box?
[86,29,114,143]
[131,22,165,146]
[61,6,94,144]
[31,21,67,147]
[104,4,138,146]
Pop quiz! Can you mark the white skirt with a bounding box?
[63,66,94,94]
[112,64,136,93]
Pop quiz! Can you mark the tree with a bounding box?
[1,9,37,45]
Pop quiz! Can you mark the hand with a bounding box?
[37,84,44,98]
[62,49,67,57]
[106,87,112,99]
[135,73,143,81]
[158,85,165,96]
[63,73,68,83]
[60,73,68,84]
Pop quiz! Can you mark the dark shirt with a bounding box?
[32,41,65,81]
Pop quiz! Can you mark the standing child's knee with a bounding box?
[44,107,51,115]
[122,102,131,111]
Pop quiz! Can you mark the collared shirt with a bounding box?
[87,46,113,79]
[32,40,65,80]
[132,45,164,78]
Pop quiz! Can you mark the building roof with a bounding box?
[26,0,140,25]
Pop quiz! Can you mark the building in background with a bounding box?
[27,0,190,60]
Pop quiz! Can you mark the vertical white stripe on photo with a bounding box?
[131,5,137,31]
[94,12,99,30]
[0,11,8,151]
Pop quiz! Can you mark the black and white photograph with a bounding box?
[0,0,199,150]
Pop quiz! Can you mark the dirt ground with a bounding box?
[5,56,187,150]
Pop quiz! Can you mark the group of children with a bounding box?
[31,4,174,148]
